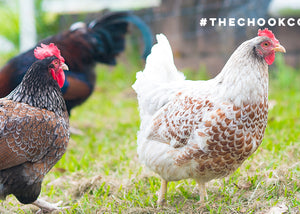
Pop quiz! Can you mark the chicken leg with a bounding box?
[157,178,168,206]
[196,181,207,203]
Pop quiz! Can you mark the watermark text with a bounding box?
[199,18,300,27]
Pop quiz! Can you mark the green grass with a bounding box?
[0,56,299,214]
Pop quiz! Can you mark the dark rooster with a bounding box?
[0,11,152,115]
[0,43,70,212]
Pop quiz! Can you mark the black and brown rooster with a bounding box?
[0,11,152,115]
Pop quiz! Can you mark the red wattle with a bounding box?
[50,68,65,88]
[264,52,275,65]
[56,70,65,88]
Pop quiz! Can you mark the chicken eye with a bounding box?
[51,60,60,67]
[263,42,269,47]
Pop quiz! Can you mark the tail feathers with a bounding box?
[132,34,185,118]
[132,34,185,95]
[88,11,153,65]
[142,34,185,83]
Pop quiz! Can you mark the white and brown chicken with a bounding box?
[132,28,285,205]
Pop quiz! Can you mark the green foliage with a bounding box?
[278,8,300,17]
[34,0,60,40]
[271,54,299,90]
[0,3,19,47]
[0,0,71,51]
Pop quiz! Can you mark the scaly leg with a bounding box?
[157,178,168,206]
[32,199,69,213]
[196,181,207,203]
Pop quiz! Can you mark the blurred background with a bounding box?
[0,0,299,76]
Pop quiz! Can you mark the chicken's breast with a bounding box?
[0,99,69,172]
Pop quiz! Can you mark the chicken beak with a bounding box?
[61,63,69,71]
[273,44,286,53]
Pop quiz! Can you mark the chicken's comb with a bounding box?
[34,43,65,63]
[258,28,279,45]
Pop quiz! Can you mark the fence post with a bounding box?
[19,0,37,52]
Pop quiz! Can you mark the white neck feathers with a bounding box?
[213,38,269,106]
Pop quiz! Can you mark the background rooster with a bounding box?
[132,29,286,205]
[0,44,69,212]
[0,11,152,115]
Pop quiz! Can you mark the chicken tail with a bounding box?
[87,11,153,65]
[132,34,185,119]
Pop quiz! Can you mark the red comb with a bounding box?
[34,43,65,63]
[258,28,279,45]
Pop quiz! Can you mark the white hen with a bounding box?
[132,29,285,205]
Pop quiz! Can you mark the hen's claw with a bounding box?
[33,199,69,213]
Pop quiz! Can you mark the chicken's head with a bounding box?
[34,43,68,88]
[255,28,286,65]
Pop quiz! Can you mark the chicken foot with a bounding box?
[33,199,69,213]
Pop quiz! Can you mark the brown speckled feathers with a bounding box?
[148,94,268,181]
[0,99,69,172]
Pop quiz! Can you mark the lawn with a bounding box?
[0,55,299,213]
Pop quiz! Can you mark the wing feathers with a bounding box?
[0,99,68,170]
